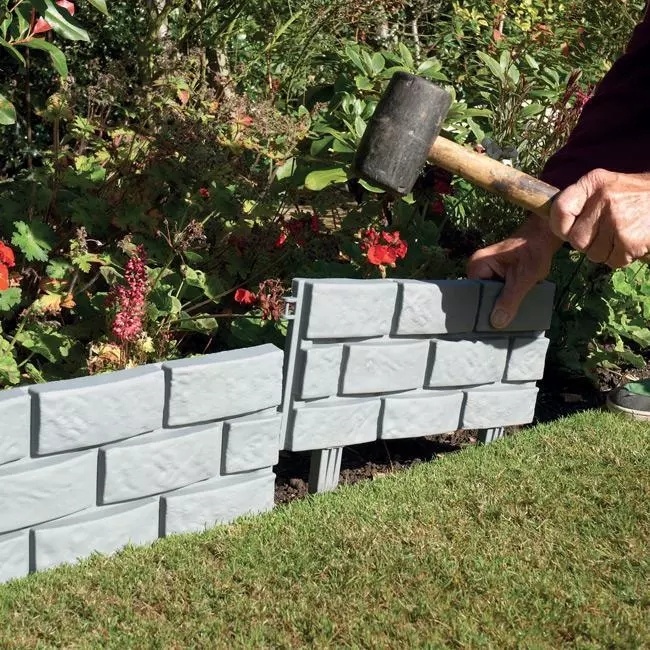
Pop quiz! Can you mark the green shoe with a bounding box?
[607,379,650,421]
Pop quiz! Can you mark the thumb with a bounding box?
[490,267,537,329]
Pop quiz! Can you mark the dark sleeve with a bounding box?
[540,5,650,190]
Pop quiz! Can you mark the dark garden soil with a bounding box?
[273,364,636,505]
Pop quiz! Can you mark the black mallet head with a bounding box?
[352,72,452,196]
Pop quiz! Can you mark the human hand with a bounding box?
[467,215,561,329]
[549,169,650,267]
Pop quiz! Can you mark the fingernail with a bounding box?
[491,309,509,329]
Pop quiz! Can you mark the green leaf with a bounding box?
[0,339,20,386]
[398,43,414,70]
[0,92,16,125]
[275,157,297,181]
[41,0,90,41]
[0,37,26,65]
[176,314,218,333]
[11,221,55,262]
[310,136,333,156]
[627,380,650,396]
[354,115,366,139]
[370,52,385,75]
[15,327,73,363]
[181,266,225,301]
[477,51,505,84]
[304,168,347,191]
[46,258,72,279]
[23,39,68,77]
[345,45,364,73]
[520,103,544,119]
[0,288,22,312]
[354,75,374,91]
[86,0,109,14]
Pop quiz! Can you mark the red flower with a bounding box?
[0,242,15,268]
[430,199,445,214]
[362,229,408,267]
[310,213,319,233]
[393,239,408,259]
[0,264,8,291]
[367,244,398,266]
[234,288,257,306]
[199,187,210,198]
[274,231,288,248]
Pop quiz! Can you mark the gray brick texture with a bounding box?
[0,531,29,583]
[0,344,283,584]
[0,388,29,466]
[0,451,97,534]
[163,344,283,427]
[31,365,164,455]
[99,424,223,504]
[161,470,275,536]
[31,499,160,572]
[475,281,555,332]
[280,278,553,453]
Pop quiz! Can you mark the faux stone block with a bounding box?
[303,279,398,339]
[0,451,96,534]
[505,337,550,382]
[30,365,164,455]
[162,470,275,536]
[99,424,222,504]
[426,339,509,387]
[0,388,29,466]
[164,344,283,427]
[380,391,464,439]
[222,413,281,474]
[298,343,344,399]
[462,386,539,429]
[287,398,380,451]
[393,280,480,335]
[32,498,159,572]
[475,281,555,332]
[0,531,29,583]
[341,340,429,395]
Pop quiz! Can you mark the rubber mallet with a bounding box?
[352,72,559,217]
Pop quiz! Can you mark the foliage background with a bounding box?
[0,0,646,389]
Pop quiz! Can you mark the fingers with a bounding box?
[467,245,540,330]
[466,249,503,281]
[490,265,539,329]
[549,169,613,241]
[606,243,634,269]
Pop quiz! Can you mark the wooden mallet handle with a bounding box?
[430,137,650,264]
[429,137,559,220]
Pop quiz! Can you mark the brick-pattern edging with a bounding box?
[0,278,554,583]
[0,345,283,583]
[280,278,553,452]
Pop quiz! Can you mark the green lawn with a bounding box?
[0,411,648,648]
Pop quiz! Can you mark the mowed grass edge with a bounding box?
[0,410,648,649]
